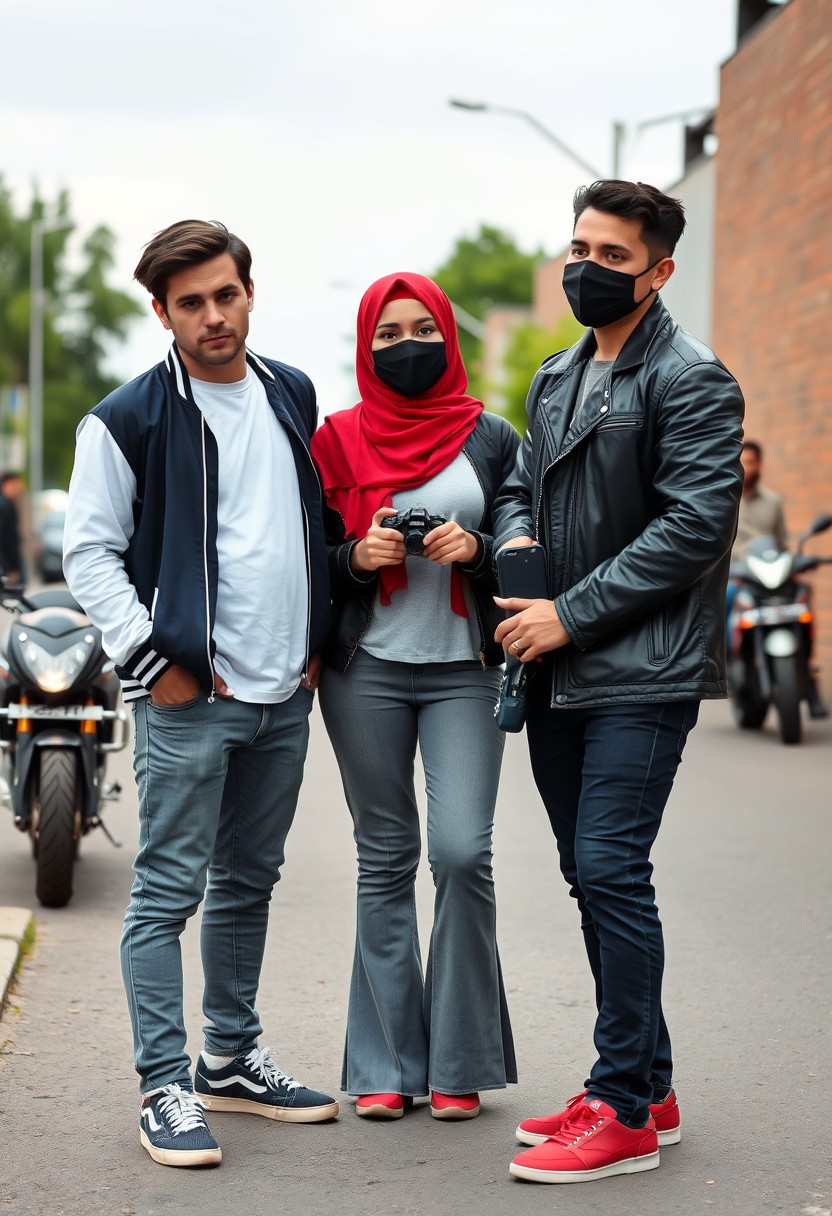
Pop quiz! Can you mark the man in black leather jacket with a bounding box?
[494,181,744,1185]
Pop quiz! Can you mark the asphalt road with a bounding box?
[0,680,830,1216]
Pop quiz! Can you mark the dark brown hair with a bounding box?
[573,180,686,262]
[133,220,252,305]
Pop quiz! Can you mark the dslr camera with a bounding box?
[381,506,447,555]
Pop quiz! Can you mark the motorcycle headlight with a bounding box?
[20,639,90,693]
[747,552,793,590]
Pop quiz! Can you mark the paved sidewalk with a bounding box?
[1,701,830,1215]
[0,907,33,1017]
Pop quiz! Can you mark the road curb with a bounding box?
[0,906,34,1019]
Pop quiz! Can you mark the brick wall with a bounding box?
[533,250,571,330]
[713,0,832,689]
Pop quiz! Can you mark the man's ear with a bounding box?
[247,279,254,312]
[152,297,172,331]
[651,258,675,292]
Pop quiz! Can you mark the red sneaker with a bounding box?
[509,1098,659,1184]
[430,1091,480,1120]
[516,1088,681,1147]
[355,1093,413,1119]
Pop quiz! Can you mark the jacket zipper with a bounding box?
[301,502,312,681]
[200,415,216,703]
[461,446,488,666]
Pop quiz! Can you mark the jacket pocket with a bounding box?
[596,414,644,432]
[647,604,671,665]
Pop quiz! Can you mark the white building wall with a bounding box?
[660,154,716,345]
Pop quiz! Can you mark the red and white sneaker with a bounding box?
[509,1098,659,1184]
[355,1094,413,1119]
[430,1091,480,1120]
[516,1087,681,1147]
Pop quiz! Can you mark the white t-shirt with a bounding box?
[191,370,308,703]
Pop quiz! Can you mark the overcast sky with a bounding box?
[3,0,740,413]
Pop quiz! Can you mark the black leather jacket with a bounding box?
[321,411,520,672]
[493,298,745,708]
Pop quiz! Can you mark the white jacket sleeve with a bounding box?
[63,415,157,675]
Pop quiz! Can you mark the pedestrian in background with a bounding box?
[312,272,519,1122]
[0,470,25,584]
[494,180,744,1185]
[733,440,788,559]
[63,220,338,1168]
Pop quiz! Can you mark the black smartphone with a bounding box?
[496,544,549,600]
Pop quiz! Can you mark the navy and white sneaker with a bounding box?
[139,1083,222,1167]
[194,1045,339,1122]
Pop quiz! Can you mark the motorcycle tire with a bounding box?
[34,749,80,907]
[772,655,802,746]
[731,690,768,730]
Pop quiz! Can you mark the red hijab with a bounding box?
[312,272,483,614]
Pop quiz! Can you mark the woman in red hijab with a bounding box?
[312,273,519,1120]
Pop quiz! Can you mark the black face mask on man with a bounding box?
[372,340,447,398]
[562,259,660,329]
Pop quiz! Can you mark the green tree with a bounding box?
[499,314,585,434]
[0,179,143,488]
[431,225,545,396]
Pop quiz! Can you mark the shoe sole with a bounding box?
[356,1102,405,1119]
[516,1124,680,1147]
[509,1150,660,1183]
[140,1129,222,1168]
[430,1105,480,1120]
[196,1094,339,1122]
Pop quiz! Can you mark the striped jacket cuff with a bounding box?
[124,640,173,690]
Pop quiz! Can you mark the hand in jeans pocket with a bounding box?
[150,664,202,707]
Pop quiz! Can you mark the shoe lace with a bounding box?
[244,1045,301,1092]
[548,1100,606,1147]
[155,1084,210,1134]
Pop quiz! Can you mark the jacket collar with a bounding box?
[557,296,672,376]
[164,343,276,402]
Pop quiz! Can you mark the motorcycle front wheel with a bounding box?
[33,749,80,907]
[772,655,802,745]
[730,664,768,730]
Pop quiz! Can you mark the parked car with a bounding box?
[37,510,66,583]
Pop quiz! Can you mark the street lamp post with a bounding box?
[28,218,47,501]
[449,99,604,180]
[450,99,712,181]
[28,217,70,499]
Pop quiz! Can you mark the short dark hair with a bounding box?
[0,471,22,487]
[134,220,252,305]
[742,440,763,459]
[573,180,686,261]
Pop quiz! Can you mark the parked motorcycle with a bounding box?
[0,580,128,906]
[728,513,832,745]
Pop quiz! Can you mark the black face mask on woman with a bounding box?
[562,258,660,329]
[372,340,448,398]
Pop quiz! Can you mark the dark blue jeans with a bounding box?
[525,691,700,1126]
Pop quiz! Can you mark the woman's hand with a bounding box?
[423,521,480,566]
[349,508,407,573]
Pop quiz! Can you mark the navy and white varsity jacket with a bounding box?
[63,344,331,702]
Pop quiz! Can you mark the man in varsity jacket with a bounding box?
[64,219,337,1168]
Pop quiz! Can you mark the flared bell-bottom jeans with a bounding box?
[122,688,313,1093]
[319,649,517,1097]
